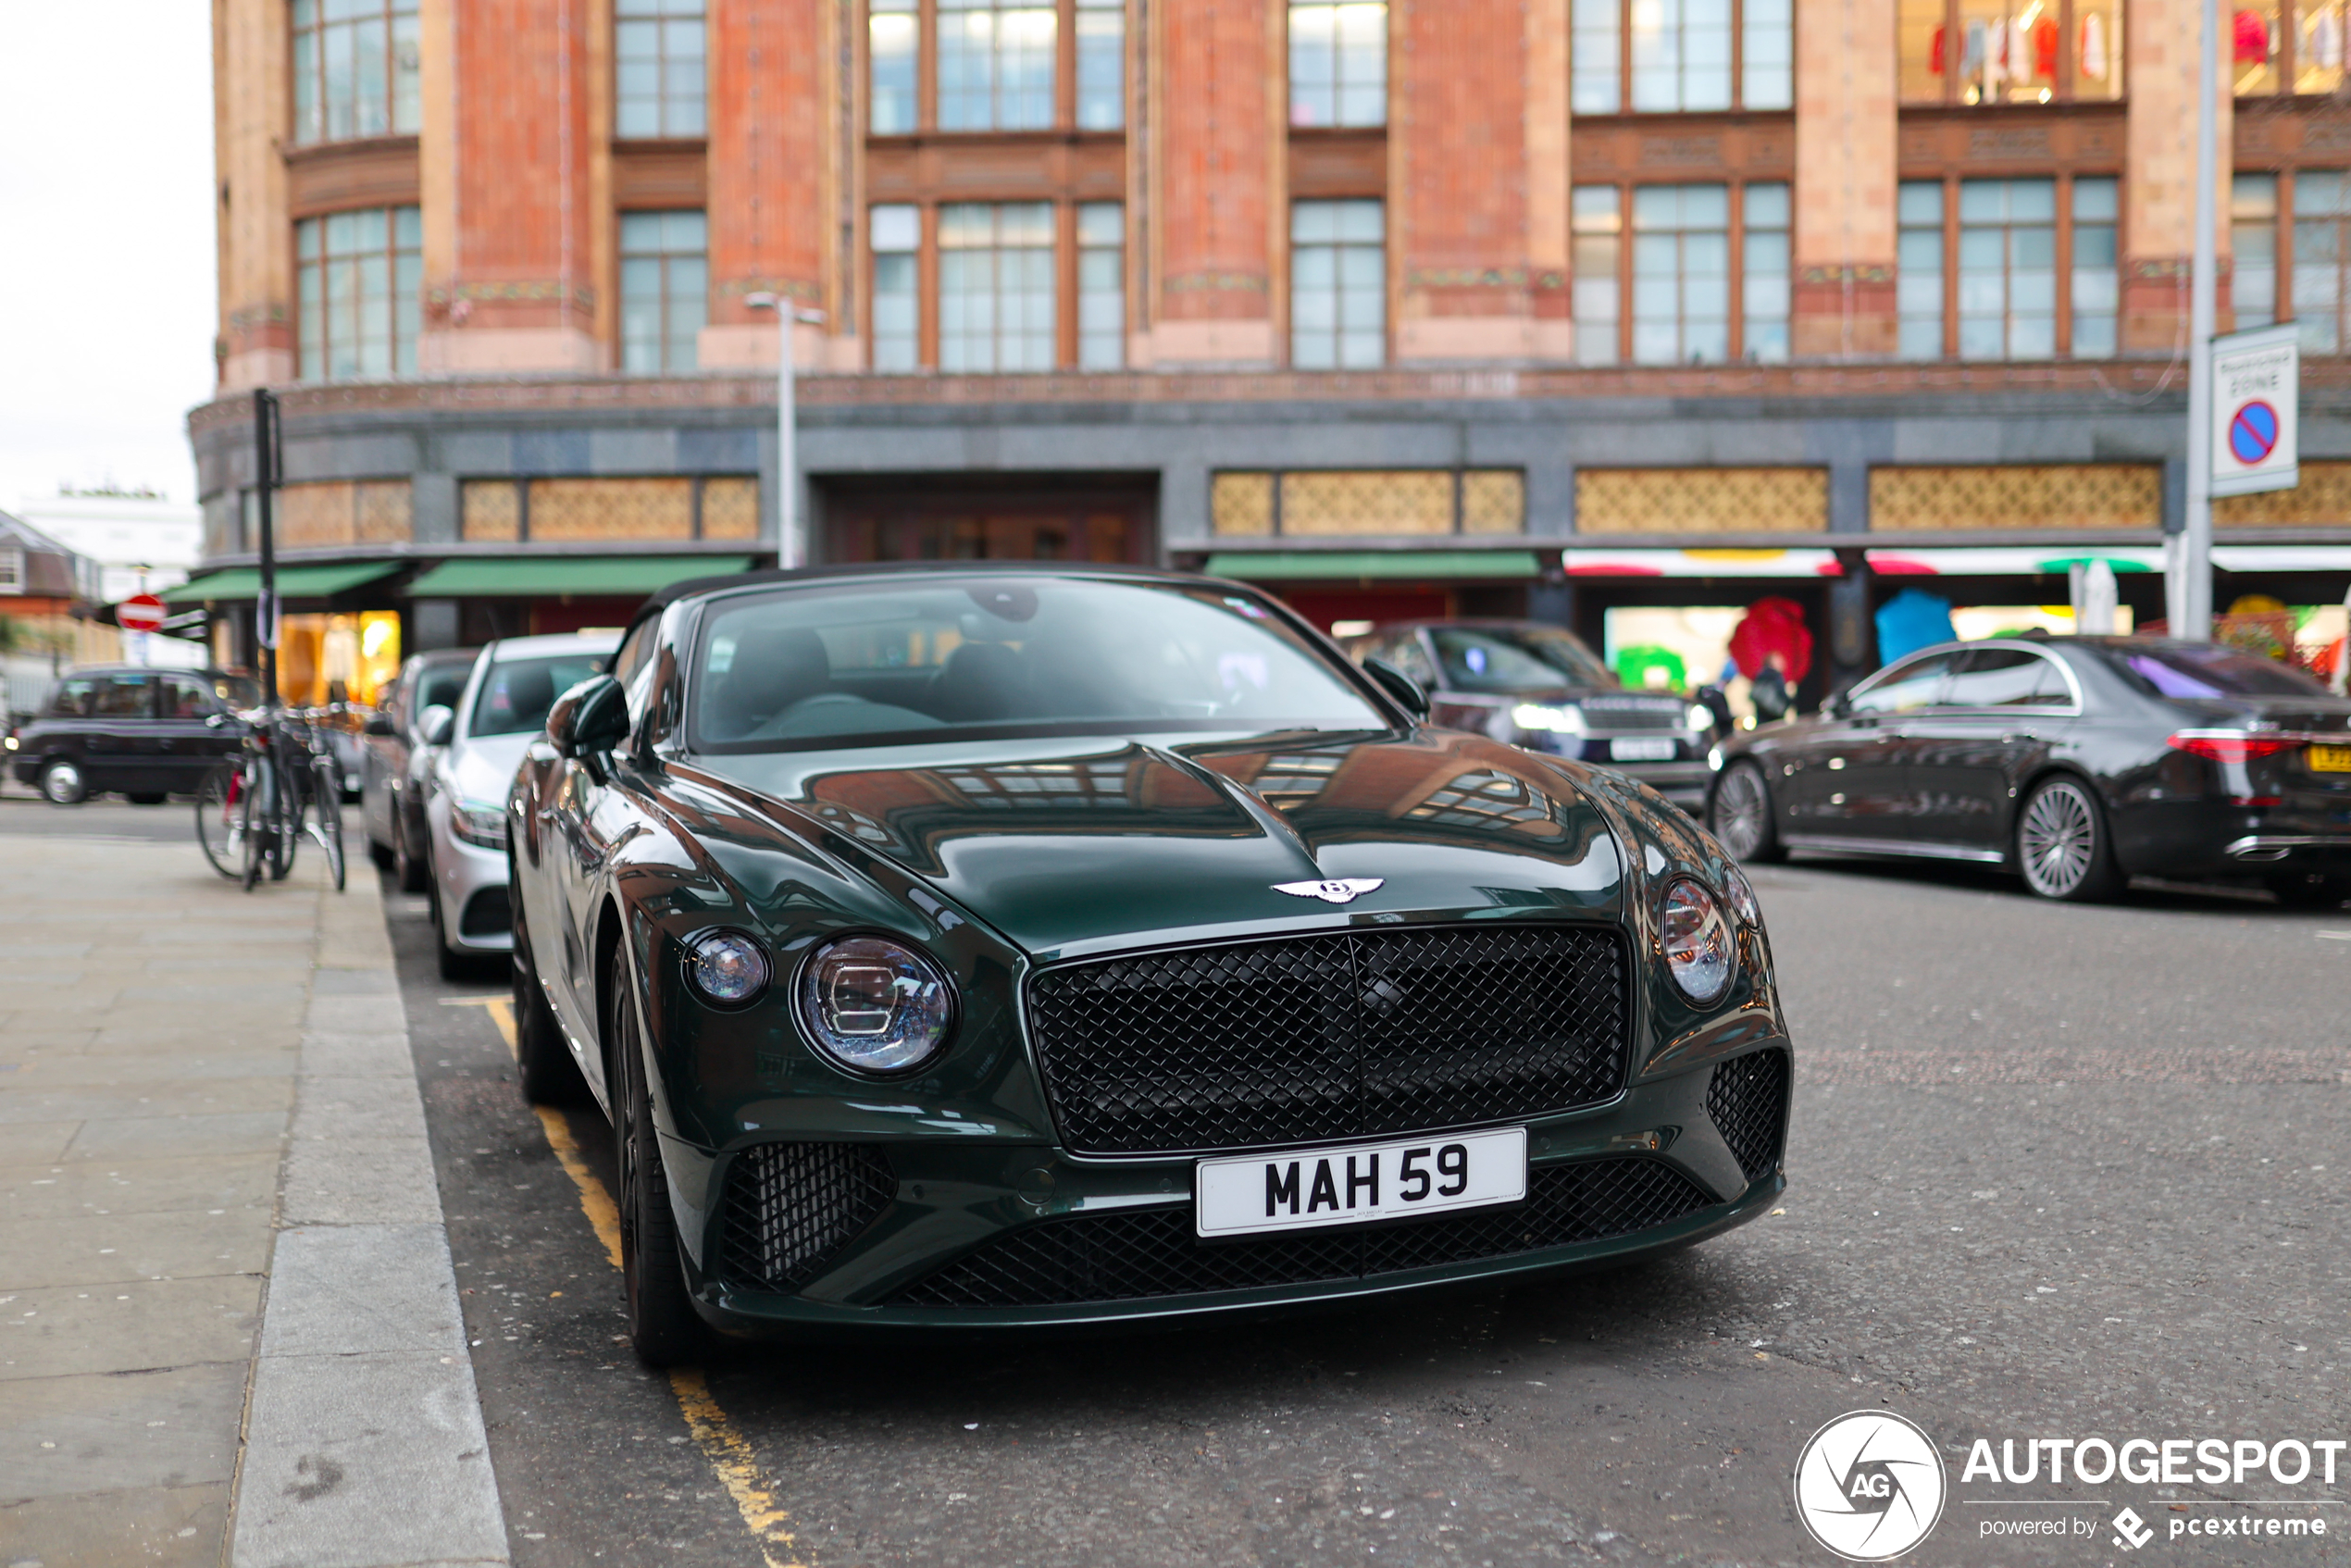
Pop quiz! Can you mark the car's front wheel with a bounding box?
[2015,776,2123,902]
[612,946,703,1367]
[1708,760,1785,864]
[39,758,87,806]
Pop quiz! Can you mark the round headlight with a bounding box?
[1658,878,1735,1004]
[798,936,954,1075]
[684,930,771,1006]
[1719,860,1762,928]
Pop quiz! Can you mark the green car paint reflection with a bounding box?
[506,567,1792,1363]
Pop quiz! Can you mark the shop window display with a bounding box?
[2229,3,2349,94]
[1898,0,2123,105]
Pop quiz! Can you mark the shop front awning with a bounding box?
[160,563,402,604]
[404,555,755,597]
[1203,551,1542,582]
[1864,547,2165,576]
[1561,548,1844,578]
[2209,545,2351,572]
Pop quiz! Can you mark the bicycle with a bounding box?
[195,706,345,892]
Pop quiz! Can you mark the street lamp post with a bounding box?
[2174,0,2220,641]
[744,294,827,571]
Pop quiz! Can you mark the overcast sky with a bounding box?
[0,1,218,511]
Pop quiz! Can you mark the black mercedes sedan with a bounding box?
[1706,635,2351,904]
[1340,619,1714,807]
[506,566,1792,1363]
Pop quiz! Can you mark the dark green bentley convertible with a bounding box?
[508,566,1792,1363]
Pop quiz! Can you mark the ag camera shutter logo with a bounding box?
[1793,1410,1948,1561]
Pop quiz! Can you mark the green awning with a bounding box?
[161,563,401,604]
[1204,551,1544,582]
[404,555,755,598]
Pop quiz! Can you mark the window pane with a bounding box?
[1573,0,1621,112]
[1291,199,1384,367]
[1076,5,1124,130]
[1291,3,1387,128]
[871,6,918,132]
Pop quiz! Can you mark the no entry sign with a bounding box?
[118,594,167,634]
[2210,323,2299,498]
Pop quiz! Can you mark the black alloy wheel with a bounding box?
[2015,776,2123,902]
[512,892,588,1105]
[2266,870,2351,909]
[611,945,703,1366]
[39,758,87,806]
[1709,760,1785,864]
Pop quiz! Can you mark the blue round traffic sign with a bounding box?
[2228,400,2281,466]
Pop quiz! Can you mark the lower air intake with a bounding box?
[890,1157,1713,1309]
[718,1142,896,1295]
[1706,1049,1790,1185]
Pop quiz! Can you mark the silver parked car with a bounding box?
[423,631,618,977]
[360,646,480,891]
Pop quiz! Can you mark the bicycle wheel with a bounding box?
[267,749,299,882]
[311,753,346,891]
[239,759,268,891]
[195,764,243,879]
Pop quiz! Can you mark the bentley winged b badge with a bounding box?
[1273,877,1385,905]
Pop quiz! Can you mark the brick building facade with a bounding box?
[187,0,2351,701]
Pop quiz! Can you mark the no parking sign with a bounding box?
[2210,323,2299,498]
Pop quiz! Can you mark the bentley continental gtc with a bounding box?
[505,566,1793,1363]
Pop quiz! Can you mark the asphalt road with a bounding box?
[366,841,2351,1568]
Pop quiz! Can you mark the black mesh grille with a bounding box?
[717,1142,896,1295]
[891,1158,1711,1308]
[459,885,512,939]
[1706,1049,1790,1184]
[1026,925,1628,1156]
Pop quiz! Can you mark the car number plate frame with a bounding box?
[1611,737,1679,763]
[2308,742,2351,773]
[1194,1127,1528,1239]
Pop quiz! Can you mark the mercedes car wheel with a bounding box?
[2016,777,2122,902]
[1709,761,1785,864]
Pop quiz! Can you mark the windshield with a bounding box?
[1428,626,1616,693]
[689,577,1385,752]
[2099,642,2327,700]
[417,663,473,715]
[469,653,610,737]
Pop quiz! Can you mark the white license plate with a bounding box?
[1194,1127,1528,1239]
[1611,737,1679,763]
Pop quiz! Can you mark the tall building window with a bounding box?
[871,205,921,369]
[1289,2,1387,127]
[939,0,1056,131]
[2293,169,2351,352]
[291,0,420,145]
[1076,0,1125,129]
[1743,182,1791,362]
[2071,177,2120,355]
[871,0,919,133]
[939,203,1055,371]
[1290,200,1386,368]
[2234,176,2279,330]
[1958,178,2056,359]
[1898,0,2125,105]
[1632,184,1730,364]
[619,211,708,372]
[1571,1,1790,113]
[616,0,706,138]
[296,206,421,380]
[1571,187,1622,365]
[1077,203,1126,368]
[1897,180,1947,360]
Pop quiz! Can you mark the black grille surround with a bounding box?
[891,1157,1714,1308]
[716,1142,896,1295]
[1024,924,1630,1157]
[1706,1049,1791,1184]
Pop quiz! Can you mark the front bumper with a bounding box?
[668,1040,1791,1338]
[429,803,513,953]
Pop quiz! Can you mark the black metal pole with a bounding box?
[254,389,279,712]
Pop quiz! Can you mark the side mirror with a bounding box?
[1362,657,1431,721]
[362,710,396,737]
[548,674,630,759]
[1819,690,1849,721]
[418,704,455,747]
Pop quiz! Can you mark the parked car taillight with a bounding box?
[2165,729,2299,764]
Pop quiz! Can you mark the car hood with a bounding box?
[444,731,535,807]
[689,728,1629,958]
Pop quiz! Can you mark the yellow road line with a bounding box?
[477,994,804,1564]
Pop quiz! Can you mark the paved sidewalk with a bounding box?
[0,828,507,1568]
